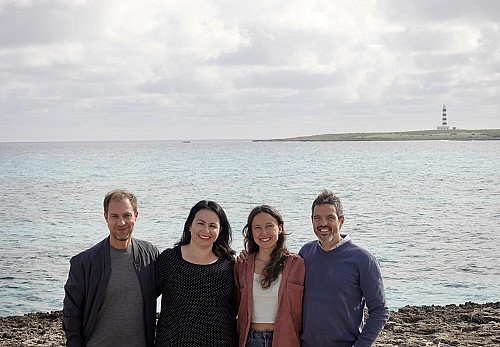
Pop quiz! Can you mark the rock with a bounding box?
[374,302,500,347]
[0,302,499,346]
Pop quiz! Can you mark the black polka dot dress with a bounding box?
[154,246,237,347]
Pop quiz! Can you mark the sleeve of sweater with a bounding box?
[354,253,390,347]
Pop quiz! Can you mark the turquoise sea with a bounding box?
[0,140,499,316]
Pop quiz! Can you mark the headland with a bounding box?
[254,129,500,142]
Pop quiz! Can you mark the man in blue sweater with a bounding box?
[299,189,389,347]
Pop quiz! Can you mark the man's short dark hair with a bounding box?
[311,189,344,218]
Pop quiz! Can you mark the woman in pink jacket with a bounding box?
[234,205,305,347]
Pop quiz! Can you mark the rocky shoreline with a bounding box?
[1,302,499,346]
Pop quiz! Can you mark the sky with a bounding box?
[1,0,499,142]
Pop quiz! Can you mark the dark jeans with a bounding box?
[245,329,274,347]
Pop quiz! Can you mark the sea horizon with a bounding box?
[1,127,499,144]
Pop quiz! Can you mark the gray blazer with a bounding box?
[62,237,159,346]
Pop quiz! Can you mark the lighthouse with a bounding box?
[437,104,449,130]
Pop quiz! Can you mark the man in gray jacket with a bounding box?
[63,189,159,346]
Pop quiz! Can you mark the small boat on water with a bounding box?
[182,140,191,143]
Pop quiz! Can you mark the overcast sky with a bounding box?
[1,0,499,142]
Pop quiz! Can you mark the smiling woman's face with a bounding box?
[189,208,221,248]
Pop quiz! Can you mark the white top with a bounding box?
[251,273,282,323]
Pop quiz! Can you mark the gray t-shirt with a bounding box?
[86,245,146,347]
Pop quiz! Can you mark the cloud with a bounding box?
[0,0,499,142]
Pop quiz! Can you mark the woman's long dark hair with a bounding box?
[176,200,235,258]
[243,205,289,289]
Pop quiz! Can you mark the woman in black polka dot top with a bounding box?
[154,200,238,346]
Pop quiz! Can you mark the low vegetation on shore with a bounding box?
[255,129,500,142]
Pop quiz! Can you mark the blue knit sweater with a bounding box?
[299,235,389,347]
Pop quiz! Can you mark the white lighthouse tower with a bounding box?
[437,104,449,130]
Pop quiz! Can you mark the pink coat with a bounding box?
[234,253,305,347]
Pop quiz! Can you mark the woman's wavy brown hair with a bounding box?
[243,205,290,289]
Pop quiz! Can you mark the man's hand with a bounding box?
[236,249,249,263]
